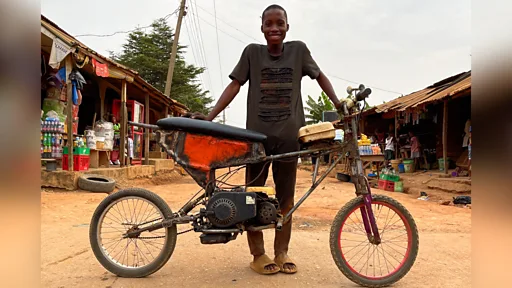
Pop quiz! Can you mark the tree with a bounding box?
[110,18,214,115]
[304,91,335,124]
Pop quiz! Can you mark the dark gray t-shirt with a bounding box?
[229,41,320,149]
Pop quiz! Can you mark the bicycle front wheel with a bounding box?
[330,194,419,287]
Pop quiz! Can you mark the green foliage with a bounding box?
[110,18,213,115]
[304,91,335,124]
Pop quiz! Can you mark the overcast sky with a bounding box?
[41,0,471,127]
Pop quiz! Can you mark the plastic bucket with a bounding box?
[438,158,449,171]
[390,159,401,171]
[403,159,415,173]
[398,163,405,173]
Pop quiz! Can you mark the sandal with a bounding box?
[275,253,298,274]
[250,254,280,275]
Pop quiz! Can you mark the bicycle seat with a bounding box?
[156,117,267,143]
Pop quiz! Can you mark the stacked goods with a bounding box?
[357,134,382,155]
[85,130,96,149]
[41,115,64,159]
[378,168,403,192]
[94,121,114,150]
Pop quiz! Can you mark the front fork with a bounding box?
[344,103,381,244]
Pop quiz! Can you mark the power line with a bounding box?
[213,0,226,124]
[192,11,247,44]
[189,8,405,96]
[190,0,214,96]
[194,3,262,44]
[184,16,206,90]
[327,74,403,95]
[74,9,180,38]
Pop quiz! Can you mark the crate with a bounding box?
[378,179,389,190]
[63,147,90,155]
[62,154,90,171]
[384,181,395,192]
[394,181,403,192]
[380,174,400,182]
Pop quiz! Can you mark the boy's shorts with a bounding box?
[411,151,420,158]
[385,150,394,160]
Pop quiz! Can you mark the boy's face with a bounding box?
[261,9,289,45]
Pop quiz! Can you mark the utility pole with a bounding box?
[164,0,187,97]
[222,110,226,124]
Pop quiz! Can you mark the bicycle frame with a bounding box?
[127,100,381,244]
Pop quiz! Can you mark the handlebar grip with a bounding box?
[355,88,372,102]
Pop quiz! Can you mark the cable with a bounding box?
[184,15,206,90]
[191,9,404,96]
[213,0,224,87]
[194,2,262,44]
[190,0,214,97]
[74,9,180,38]
[327,74,403,95]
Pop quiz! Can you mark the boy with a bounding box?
[188,4,341,275]
[384,133,395,167]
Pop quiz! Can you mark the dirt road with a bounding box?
[41,169,471,287]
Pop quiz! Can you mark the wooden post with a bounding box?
[65,56,74,171]
[164,0,187,97]
[395,111,398,159]
[164,106,168,118]
[99,83,106,120]
[443,100,448,174]
[120,80,127,167]
[144,93,150,165]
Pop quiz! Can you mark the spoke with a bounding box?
[103,238,123,254]
[135,240,152,266]
[375,203,384,223]
[376,243,383,276]
[140,238,157,261]
[385,232,409,242]
[381,217,405,237]
[380,243,403,266]
[139,201,151,224]
[107,208,124,224]
[383,241,408,250]
[352,210,368,234]
[381,242,406,259]
[342,239,371,255]
[353,243,372,271]
[377,245,392,274]
[346,243,371,264]
[120,200,130,223]
[360,243,378,275]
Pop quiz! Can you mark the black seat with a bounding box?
[156,117,267,143]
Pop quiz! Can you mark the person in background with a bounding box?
[111,115,121,165]
[409,131,421,170]
[384,133,395,167]
[125,131,134,165]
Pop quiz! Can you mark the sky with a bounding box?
[41,0,471,128]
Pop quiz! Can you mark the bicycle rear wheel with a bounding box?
[330,194,419,287]
[89,188,178,278]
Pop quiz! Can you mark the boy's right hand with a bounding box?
[183,112,209,121]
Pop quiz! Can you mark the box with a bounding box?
[63,147,90,155]
[298,122,335,144]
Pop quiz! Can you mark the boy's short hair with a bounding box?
[261,4,288,21]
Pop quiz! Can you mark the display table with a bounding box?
[90,149,111,168]
[361,154,385,183]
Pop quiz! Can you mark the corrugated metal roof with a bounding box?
[371,71,471,114]
[41,15,188,112]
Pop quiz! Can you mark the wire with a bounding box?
[74,9,180,38]
[191,8,403,96]
[213,0,224,88]
[194,2,262,44]
[327,74,403,95]
[189,0,214,97]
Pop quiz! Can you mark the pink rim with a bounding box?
[337,200,412,280]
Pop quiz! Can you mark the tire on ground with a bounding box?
[78,174,116,193]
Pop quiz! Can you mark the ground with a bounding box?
[41,168,471,288]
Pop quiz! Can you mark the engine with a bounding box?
[206,191,280,228]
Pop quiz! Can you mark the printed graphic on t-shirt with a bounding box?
[259,67,293,122]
